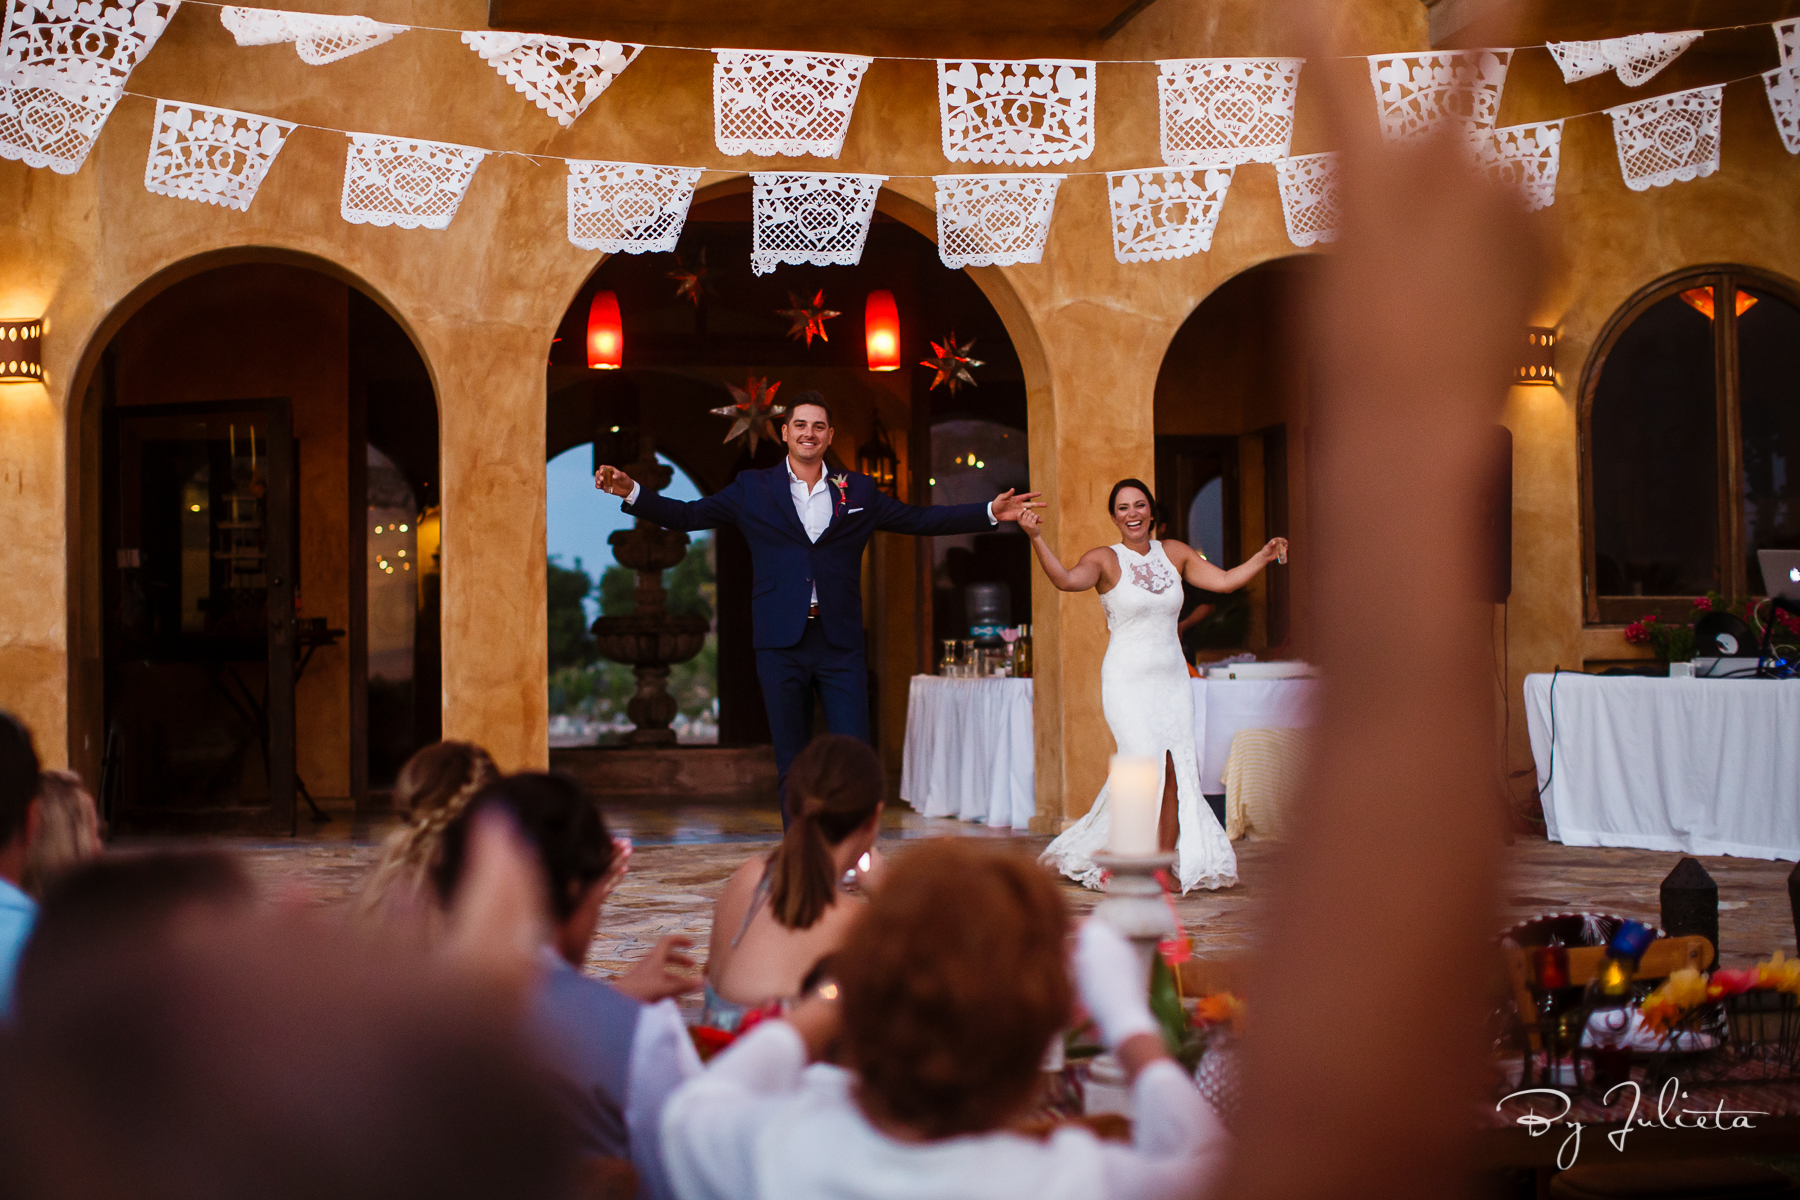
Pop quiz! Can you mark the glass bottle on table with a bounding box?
[939,639,957,676]
[1015,624,1033,678]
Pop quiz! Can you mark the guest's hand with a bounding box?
[1017,508,1044,538]
[595,465,636,498]
[1073,918,1162,1051]
[1258,537,1288,565]
[991,489,1045,523]
[615,934,699,1003]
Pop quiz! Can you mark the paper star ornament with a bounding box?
[776,290,841,346]
[710,375,787,453]
[921,333,984,394]
[666,247,711,306]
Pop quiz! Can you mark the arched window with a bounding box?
[1582,267,1800,624]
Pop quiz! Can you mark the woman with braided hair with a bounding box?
[359,741,500,936]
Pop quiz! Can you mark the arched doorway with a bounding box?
[79,262,439,832]
[543,183,1029,780]
[1154,256,1319,663]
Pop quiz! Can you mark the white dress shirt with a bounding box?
[660,1021,1231,1200]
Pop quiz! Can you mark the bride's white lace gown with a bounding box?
[1040,541,1239,893]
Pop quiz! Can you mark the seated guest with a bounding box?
[435,773,699,1200]
[359,741,499,932]
[702,734,883,1031]
[22,770,104,897]
[0,711,42,1013]
[662,840,1232,1200]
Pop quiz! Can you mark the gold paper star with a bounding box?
[775,290,841,346]
[709,375,787,454]
[666,247,710,306]
[920,333,985,395]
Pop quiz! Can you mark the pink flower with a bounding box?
[1693,596,1712,612]
[1711,968,1760,997]
[1625,622,1645,644]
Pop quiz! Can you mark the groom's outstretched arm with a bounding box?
[597,465,744,531]
[869,487,1041,537]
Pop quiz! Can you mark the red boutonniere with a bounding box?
[830,473,850,510]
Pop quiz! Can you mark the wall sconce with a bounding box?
[586,291,622,370]
[856,415,899,496]
[1515,325,1556,386]
[864,289,900,372]
[1,318,43,383]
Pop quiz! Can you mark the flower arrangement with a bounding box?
[1625,593,1800,663]
[1638,952,1800,1034]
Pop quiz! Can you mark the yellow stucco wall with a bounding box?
[3,0,1795,828]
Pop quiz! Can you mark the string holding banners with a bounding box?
[340,133,487,230]
[1605,84,1722,190]
[749,171,886,276]
[1273,152,1340,248]
[0,0,180,174]
[938,59,1095,165]
[1367,49,1511,143]
[713,50,872,159]
[461,33,642,128]
[1546,32,1702,87]
[934,173,1064,268]
[144,98,296,210]
[218,7,405,65]
[566,160,701,253]
[1475,121,1564,211]
[1157,58,1303,166]
[1106,166,1235,263]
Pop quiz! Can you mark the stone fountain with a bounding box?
[589,445,709,746]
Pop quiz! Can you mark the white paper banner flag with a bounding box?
[219,7,404,65]
[1764,67,1800,155]
[1274,152,1340,247]
[1777,19,1800,64]
[1367,50,1510,142]
[750,172,886,275]
[713,50,870,158]
[933,173,1064,269]
[1,0,179,174]
[567,161,701,252]
[341,134,487,230]
[1157,58,1302,166]
[144,99,295,210]
[1107,166,1234,263]
[1476,121,1563,211]
[462,33,640,128]
[938,59,1095,165]
[1605,85,1722,190]
[1546,32,1702,86]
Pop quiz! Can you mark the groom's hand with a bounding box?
[990,489,1044,523]
[595,465,635,498]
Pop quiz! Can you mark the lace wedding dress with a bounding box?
[1040,541,1239,894]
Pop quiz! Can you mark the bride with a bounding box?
[1022,479,1287,893]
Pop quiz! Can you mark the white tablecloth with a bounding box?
[1524,672,1800,860]
[899,675,1036,829]
[1191,678,1320,794]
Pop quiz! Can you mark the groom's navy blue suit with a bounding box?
[624,463,993,815]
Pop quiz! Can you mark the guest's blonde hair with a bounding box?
[23,769,103,897]
[359,742,498,923]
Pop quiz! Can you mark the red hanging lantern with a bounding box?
[864,289,900,372]
[587,291,622,370]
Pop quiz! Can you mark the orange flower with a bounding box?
[1193,991,1246,1029]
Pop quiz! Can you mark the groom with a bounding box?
[597,392,1040,822]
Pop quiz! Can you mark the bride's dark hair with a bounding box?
[1107,478,1156,513]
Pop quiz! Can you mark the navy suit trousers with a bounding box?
[755,618,869,827]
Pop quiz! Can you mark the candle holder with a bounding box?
[1091,850,1178,970]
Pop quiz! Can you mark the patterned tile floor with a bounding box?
[130,800,1800,999]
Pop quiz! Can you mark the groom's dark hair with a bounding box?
[785,391,832,426]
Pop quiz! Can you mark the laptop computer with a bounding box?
[1757,549,1800,603]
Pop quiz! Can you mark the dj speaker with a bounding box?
[1479,425,1513,602]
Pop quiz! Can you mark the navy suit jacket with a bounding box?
[624,464,994,650]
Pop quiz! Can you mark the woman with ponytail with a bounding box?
[702,734,884,1032]
[358,741,500,938]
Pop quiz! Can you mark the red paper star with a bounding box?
[776,290,841,347]
[710,375,786,454]
[666,247,710,307]
[921,333,984,394]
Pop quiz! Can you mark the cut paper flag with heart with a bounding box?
[1546,31,1702,87]
[1475,121,1563,211]
[1273,152,1340,247]
[1367,49,1511,143]
[461,33,641,128]
[567,161,702,252]
[219,7,405,65]
[1106,166,1235,263]
[750,172,886,276]
[0,0,180,174]
[340,134,487,230]
[1605,84,1722,190]
[713,50,871,158]
[938,59,1095,165]
[1157,58,1303,166]
[143,99,296,210]
[933,173,1064,269]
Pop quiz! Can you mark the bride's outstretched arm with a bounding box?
[1168,537,1288,593]
[1019,509,1107,592]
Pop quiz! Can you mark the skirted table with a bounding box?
[1523,672,1800,860]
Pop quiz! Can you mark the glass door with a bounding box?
[103,399,297,832]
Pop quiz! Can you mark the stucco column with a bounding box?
[431,321,550,771]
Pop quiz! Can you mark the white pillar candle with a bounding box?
[1105,754,1162,856]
